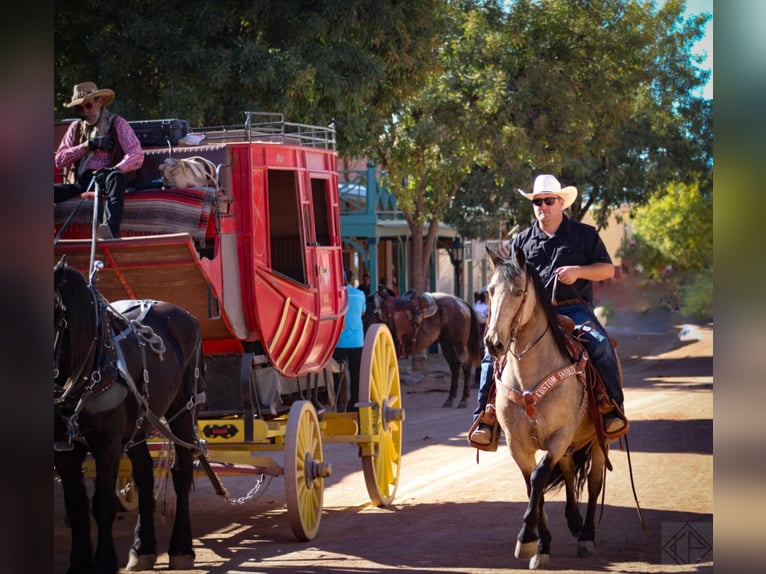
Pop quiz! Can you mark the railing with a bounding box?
[192,111,336,150]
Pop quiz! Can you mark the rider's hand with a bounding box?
[88,136,115,152]
[554,266,578,285]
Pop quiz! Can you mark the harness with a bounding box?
[53,279,205,454]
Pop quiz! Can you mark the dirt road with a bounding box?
[53,302,713,573]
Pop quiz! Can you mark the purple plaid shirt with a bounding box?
[55,115,143,175]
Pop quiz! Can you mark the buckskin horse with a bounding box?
[54,256,206,573]
[368,290,482,408]
[483,246,619,569]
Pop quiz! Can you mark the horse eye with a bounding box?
[515,289,524,297]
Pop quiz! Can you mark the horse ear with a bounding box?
[55,255,68,272]
[486,247,503,267]
[513,247,526,268]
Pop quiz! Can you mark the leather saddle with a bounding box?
[381,290,438,356]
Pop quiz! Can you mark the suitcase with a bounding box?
[128,119,190,148]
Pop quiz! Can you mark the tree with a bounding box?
[54,0,443,156]
[445,0,712,233]
[371,2,491,291]
[625,181,712,274]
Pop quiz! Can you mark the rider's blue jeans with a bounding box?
[473,302,624,421]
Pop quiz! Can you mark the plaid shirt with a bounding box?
[55,115,143,175]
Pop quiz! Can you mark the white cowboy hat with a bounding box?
[517,174,578,209]
[63,81,115,108]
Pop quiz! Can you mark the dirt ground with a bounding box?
[53,275,713,573]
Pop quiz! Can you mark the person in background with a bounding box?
[54,82,143,239]
[378,277,396,297]
[360,273,372,296]
[470,174,627,445]
[333,268,366,411]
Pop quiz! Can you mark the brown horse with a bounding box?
[483,246,614,569]
[367,290,482,408]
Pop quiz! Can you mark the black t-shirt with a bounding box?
[511,216,612,304]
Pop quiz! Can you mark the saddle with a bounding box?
[469,319,628,457]
[384,290,438,356]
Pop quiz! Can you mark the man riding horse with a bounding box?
[471,174,628,446]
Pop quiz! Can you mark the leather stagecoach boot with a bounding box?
[470,423,494,446]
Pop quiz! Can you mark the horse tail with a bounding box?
[467,305,483,367]
[545,442,593,497]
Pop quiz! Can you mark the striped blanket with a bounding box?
[54,187,217,240]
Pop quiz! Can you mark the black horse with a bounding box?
[54,256,205,573]
[366,290,482,408]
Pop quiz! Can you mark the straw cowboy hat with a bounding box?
[63,82,115,108]
[517,174,578,209]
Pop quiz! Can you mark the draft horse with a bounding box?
[368,290,482,408]
[483,247,614,569]
[54,256,205,573]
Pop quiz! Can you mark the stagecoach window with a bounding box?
[267,170,306,284]
[311,179,331,246]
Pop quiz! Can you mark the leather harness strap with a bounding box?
[495,352,588,426]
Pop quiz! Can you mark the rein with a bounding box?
[507,275,549,361]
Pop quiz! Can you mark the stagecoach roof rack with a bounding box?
[191,111,336,150]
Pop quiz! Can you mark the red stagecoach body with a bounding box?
[54,112,347,378]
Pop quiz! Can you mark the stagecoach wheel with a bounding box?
[116,477,138,512]
[284,400,330,541]
[359,324,405,506]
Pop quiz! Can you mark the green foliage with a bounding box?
[680,268,713,321]
[629,181,713,273]
[447,0,712,231]
[54,0,444,156]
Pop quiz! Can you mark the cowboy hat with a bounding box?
[517,174,578,209]
[63,82,115,108]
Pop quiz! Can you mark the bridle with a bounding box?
[506,273,549,361]
[53,281,103,404]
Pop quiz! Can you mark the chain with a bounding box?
[222,473,273,505]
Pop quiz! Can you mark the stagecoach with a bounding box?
[53,112,405,541]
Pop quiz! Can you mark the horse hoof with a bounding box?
[457,400,467,409]
[515,539,537,560]
[442,399,454,408]
[577,540,596,557]
[529,553,550,570]
[169,553,195,570]
[126,550,156,570]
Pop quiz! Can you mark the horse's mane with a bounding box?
[55,264,98,375]
[494,256,571,361]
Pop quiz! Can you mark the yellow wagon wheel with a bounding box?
[359,324,405,506]
[116,476,138,512]
[284,400,331,541]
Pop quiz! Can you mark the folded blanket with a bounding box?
[54,187,217,240]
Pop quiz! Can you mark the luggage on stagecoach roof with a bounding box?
[128,118,190,148]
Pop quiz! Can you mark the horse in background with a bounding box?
[54,256,205,573]
[483,246,616,569]
[366,290,482,408]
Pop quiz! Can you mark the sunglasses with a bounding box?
[532,197,559,207]
[74,97,99,113]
